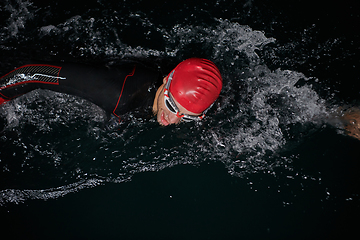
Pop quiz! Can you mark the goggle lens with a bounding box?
[165,98,177,114]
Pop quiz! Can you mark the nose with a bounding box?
[168,112,181,124]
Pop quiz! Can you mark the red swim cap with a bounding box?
[168,58,222,114]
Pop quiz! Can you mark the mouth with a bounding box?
[160,111,170,126]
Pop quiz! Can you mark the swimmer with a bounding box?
[0,58,223,126]
[152,58,222,126]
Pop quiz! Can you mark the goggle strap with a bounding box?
[164,88,169,97]
[165,70,175,89]
[176,112,184,118]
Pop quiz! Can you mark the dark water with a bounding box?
[1,0,359,239]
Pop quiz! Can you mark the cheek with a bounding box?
[168,111,182,124]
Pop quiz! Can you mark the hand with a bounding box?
[342,107,360,141]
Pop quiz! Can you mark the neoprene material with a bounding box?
[0,62,162,118]
[168,58,222,114]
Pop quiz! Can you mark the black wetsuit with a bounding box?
[0,62,163,119]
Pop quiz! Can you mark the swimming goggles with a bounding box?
[164,70,205,122]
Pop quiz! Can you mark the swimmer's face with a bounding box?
[152,77,201,126]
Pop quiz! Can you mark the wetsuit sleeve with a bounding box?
[0,62,161,118]
[0,64,64,101]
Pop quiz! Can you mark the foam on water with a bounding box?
[0,1,339,205]
[0,0,34,39]
[0,178,105,205]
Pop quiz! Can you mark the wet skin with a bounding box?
[152,76,201,126]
